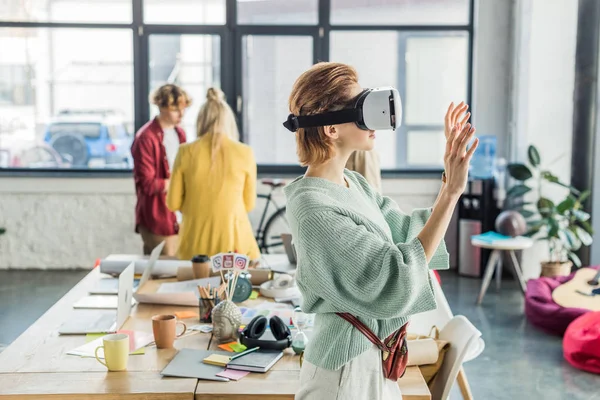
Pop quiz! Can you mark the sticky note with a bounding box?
[230,343,247,353]
[218,341,238,352]
[203,354,231,367]
[216,369,250,381]
[131,347,145,355]
[174,311,199,319]
[249,291,259,300]
[85,333,105,343]
[84,333,145,356]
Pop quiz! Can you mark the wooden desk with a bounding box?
[0,269,430,399]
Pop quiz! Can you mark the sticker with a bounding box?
[223,254,234,270]
[234,254,249,271]
[211,253,223,272]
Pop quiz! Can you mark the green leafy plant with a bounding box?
[506,145,593,267]
[0,228,5,235]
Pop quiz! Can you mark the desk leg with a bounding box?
[509,250,527,293]
[477,250,500,305]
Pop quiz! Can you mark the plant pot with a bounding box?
[540,261,573,278]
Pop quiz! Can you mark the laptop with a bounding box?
[281,233,297,264]
[89,277,140,295]
[58,262,135,335]
[136,241,166,291]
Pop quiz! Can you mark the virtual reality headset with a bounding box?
[283,87,402,132]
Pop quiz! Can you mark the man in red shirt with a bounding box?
[131,84,191,256]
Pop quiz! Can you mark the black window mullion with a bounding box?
[132,0,147,131]
[318,0,330,62]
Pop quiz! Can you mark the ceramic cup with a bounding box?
[94,333,129,371]
[152,314,187,349]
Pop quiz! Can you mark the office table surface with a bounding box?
[0,268,431,400]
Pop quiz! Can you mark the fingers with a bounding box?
[451,102,467,125]
[451,123,467,157]
[445,102,454,126]
[451,123,475,159]
[459,111,471,127]
[445,124,458,157]
[459,125,476,156]
[466,137,480,159]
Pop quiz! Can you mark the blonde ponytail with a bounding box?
[196,88,240,179]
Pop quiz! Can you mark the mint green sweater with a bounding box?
[284,170,449,371]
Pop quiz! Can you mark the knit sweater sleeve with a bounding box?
[348,170,449,271]
[295,209,438,320]
[377,196,450,271]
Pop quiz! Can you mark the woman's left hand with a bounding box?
[444,102,470,140]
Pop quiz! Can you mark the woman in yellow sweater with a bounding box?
[166,88,260,261]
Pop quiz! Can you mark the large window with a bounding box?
[0,0,473,172]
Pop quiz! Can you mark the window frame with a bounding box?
[0,0,474,177]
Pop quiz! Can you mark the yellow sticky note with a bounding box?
[85,333,105,343]
[131,347,145,355]
[249,291,259,300]
[230,343,247,353]
[203,354,231,367]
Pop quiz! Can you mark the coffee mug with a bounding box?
[152,314,187,349]
[94,333,129,371]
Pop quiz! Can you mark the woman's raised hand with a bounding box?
[444,103,479,196]
[444,102,470,140]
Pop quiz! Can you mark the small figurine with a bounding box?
[211,300,242,344]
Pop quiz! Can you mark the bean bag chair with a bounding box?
[563,311,600,374]
[525,266,600,336]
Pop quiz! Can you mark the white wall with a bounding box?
[0,177,442,269]
[473,0,513,157]
[510,0,579,278]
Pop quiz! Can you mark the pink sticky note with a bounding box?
[215,369,250,381]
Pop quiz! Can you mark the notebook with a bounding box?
[161,349,231,381]
[226,350,284,373]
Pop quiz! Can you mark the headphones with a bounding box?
[239,315,292,351]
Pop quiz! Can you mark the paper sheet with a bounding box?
[216,369,249,381]
[406,338,440,366]
[156,276,221,294]
[67,330,153,358]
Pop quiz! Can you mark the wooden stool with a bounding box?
[471,237,534,305]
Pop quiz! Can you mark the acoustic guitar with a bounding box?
[552,268,600,311]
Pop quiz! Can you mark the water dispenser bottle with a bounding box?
[470,136,497,179]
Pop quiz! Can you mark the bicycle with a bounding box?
[255,178,289,254]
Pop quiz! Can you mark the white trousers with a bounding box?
[295,345,403,400]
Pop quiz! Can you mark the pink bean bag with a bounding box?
[525,266,600,336]
[563,311,600,374]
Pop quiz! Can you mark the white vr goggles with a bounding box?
[283,87,402,132]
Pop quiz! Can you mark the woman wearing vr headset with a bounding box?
[283,62,477,399]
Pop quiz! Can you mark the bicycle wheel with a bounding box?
[262,207,289,254]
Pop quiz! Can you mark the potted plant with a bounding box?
[505,145,594,277]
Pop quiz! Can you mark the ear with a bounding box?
[324,125,338,139]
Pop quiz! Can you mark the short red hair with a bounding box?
[288,62,359,166]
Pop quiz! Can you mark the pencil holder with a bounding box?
[199,298,214,323]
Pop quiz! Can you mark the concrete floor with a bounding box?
[0,269,597,399]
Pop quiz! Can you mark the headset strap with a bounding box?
[283,108,361,132]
